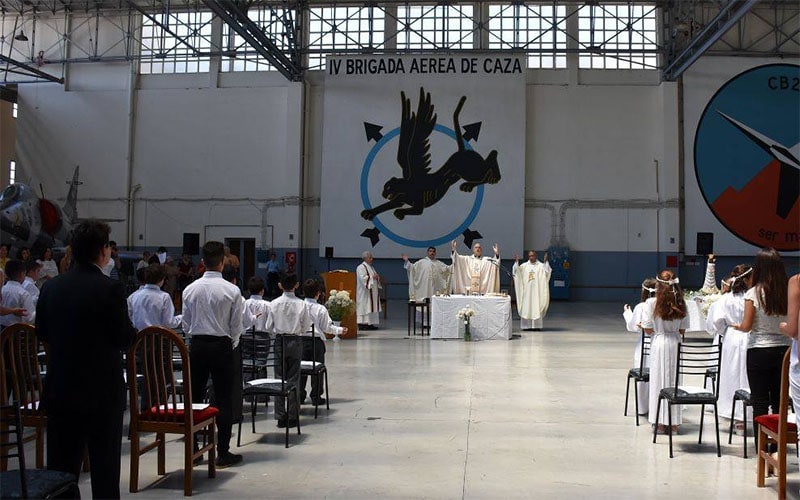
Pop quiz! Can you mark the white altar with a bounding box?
[430,295,512,340]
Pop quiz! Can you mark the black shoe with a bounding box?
[193,454,204,466]
[216,451,242,468]
[277,418,298,428]
[311,397,327,405]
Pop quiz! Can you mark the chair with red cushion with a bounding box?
[127,326,218,496]
[0,323,47,470]
[755,349,797,500]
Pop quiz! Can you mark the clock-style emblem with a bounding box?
[694,63,799,251]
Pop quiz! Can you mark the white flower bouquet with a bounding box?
[325,289,355,322]
[457,307,476,341]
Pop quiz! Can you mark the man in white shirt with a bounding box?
[127,264,181,330]
[265,274,311,428]
[182,241,244,468]
[1,260,36,327]
[301,279,346,405]
[22,259,41,305]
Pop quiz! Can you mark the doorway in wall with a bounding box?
[225,238,255,289]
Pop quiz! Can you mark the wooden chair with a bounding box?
[0,404,78,498]
[755,349,797,500]
[0,323,47,470]
[127,326,218,496]
[653,341,723,458]
[623,328,650,426]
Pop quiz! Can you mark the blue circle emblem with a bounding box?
[360,125,484,248]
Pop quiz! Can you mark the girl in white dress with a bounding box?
[705,265,751,425]
[623,278,656,414]
[642,269,689,432]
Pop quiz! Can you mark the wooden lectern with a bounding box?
[321,271,358,339]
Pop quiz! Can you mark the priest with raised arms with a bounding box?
[450,240,500,295]
[403,246,451,300]
[513,250,551,330]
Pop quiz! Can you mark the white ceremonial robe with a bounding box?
[705,292,748,421]
[641,297,690,426]
[451,251,500,295]
[405,258,451,301]
[513,260,551,329]
[623,302,650,413]
[356,261,381,325]
[702,261,719,293]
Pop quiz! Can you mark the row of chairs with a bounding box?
[623,329,797,499]
[1,323,330,497]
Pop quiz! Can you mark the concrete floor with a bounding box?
[69,300,796,498]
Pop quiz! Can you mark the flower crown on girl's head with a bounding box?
[729,267,752,286]
[656,276,680,286]
[641,281,656,293]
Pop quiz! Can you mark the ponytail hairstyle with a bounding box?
[640,278,657,303]
[727,264,752,295]
[655,269,687,321]
[751,248,788,316]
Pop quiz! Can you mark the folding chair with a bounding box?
[624,329,650,426]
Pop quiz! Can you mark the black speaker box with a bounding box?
[183,233,200,256]
[696,232,714,256]
[325,246,334,259]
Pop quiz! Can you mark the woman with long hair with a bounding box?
[706,264,751,427]
[37,247,59,283]
[736,248,789,433]
[58,245,72,273]
[642,269,689,432]
[623,278,657,415]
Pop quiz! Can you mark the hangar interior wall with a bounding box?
[10,20,795,300]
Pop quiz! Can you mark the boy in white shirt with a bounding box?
[22,259,41,305]
[301,279,346,405]
[127,264,181,330]
[1,260,36,327]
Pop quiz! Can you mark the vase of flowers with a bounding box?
[457,307,476,341]
[326,289,355,341]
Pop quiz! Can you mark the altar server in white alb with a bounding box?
[623,278,657,414]
[356,251,381,329]
[403,246,451,300]
[513,250,552,330]
[450,240,500,295]
[705,264,751,427]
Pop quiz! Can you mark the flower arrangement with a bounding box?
[457,307,476,341]
[325,289,355,322]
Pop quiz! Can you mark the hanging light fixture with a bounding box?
[14,30,28,42]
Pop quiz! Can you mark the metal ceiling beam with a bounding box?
[200,0,301,81]
[663,0,760,81]
[0,54,64,83]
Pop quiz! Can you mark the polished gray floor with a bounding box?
[68,301,796,498]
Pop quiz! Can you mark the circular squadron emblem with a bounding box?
[694,63,800,251]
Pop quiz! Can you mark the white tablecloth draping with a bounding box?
[430,295,512,340]
[686,299,706,332]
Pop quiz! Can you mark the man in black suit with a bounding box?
[36,219,136,499]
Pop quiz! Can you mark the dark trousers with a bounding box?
[300,337,326,400]
[274,335,302,421]
[47,408,124,499]
[747,345,790,431]
[190,335,234,453]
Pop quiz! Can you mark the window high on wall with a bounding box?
[222,8,291,72]
[396,4,474,50]
[577,3,658,69]
[307,6,385,71]
[487,3,567,69]
[139,11,213,74]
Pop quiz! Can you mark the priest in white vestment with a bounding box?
[356,251,381,328]
[450,241,500,295]
[403,247,451,300]
[512,250,552,330]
